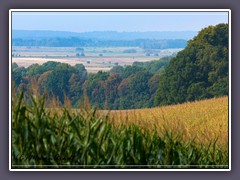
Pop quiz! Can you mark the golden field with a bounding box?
[104,96,229,149]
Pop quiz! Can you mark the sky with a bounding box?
[12,11,229,32]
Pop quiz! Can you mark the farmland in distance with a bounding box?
[12,46,182,73]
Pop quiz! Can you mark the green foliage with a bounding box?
[110,65,124,75]
[121,65,146,79]
[26,64,44,76]
[148,73,161,107]
[45,63,86,103]
[133,56,171,74]
[11,54,169,110]
[12,62,19,70]
[83,67,155,109]
[154,23,229,106]
[68,74,84,107]
[12,66,26,87]
[12,92,228,168]
[84,71,109,109]
[117,71,153,109]
[104,74,123,109]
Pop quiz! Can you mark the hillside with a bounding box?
[107,96,228,147]
[154,23,229,106]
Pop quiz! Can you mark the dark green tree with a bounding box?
[154,23,229,106]
[45,63,78,103]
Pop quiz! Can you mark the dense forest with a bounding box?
[12,56,170,109]
[154,23,229,106]
[12,23,229,110]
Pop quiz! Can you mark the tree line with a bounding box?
[12,57,169,109]
[12,23,229,109]
[12,38,187,49]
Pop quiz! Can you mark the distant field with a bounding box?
[104,96,228,149]
[12,46,182,73]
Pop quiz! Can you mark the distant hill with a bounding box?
[12,30,198,40]
[12,31,190,49]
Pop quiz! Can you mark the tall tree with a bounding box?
[154,23,229,106]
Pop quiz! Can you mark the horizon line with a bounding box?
[12,29,200,33]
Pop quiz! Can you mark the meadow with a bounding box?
[11,91,228,169]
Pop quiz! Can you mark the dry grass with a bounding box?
[105,97,228,149]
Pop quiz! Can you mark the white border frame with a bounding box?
[9,9,231,171]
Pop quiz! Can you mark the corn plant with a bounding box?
[11,92,228,169]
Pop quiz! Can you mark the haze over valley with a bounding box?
[12,30,190,72]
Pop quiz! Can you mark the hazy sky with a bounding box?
[12,11,229,32]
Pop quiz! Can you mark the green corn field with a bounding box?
[11,92,228,169]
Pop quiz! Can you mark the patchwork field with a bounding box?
[12,46,182,73]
